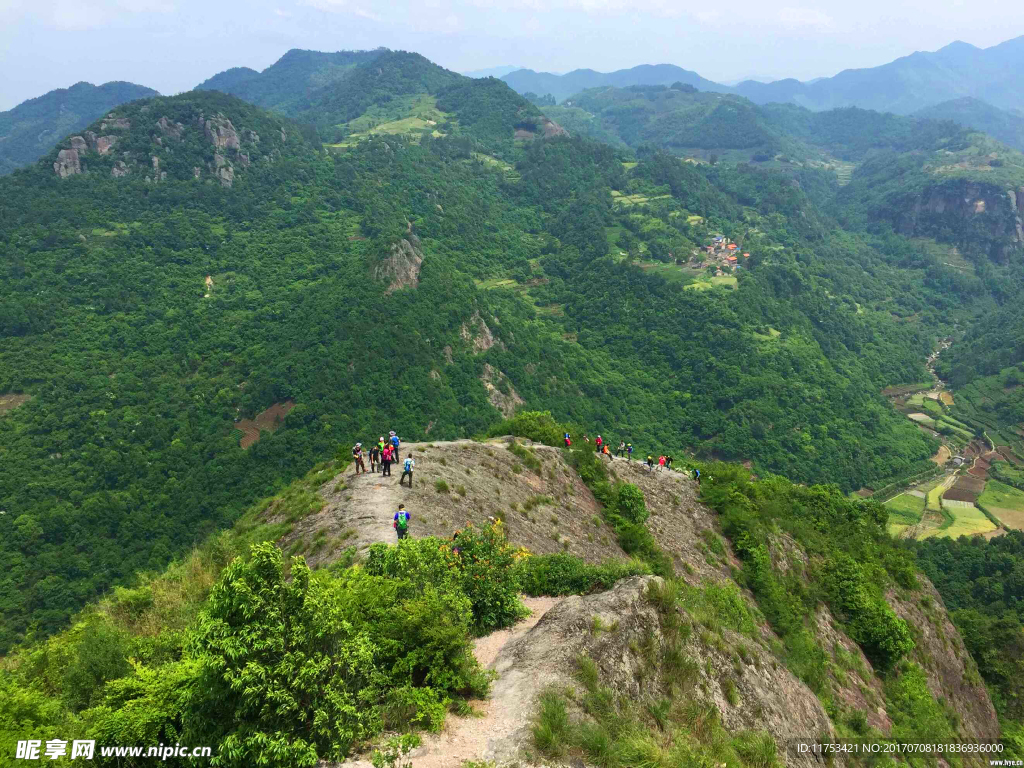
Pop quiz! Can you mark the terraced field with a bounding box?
[978,480,1024,531]
[919,500,996,539]
[236,400,296,449]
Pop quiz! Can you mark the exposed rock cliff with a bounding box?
[373,232,424,292]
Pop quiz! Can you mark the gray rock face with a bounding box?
[53,148,81,178]
[69,136,88,153]
[204,116,240,150]
[111,161,129,178]
[217,165,234,187]
[374,235,424,293]
[156,116,184,140]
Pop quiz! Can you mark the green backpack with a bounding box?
[396,511,409,531]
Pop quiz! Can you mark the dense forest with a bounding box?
[2,81,996,648]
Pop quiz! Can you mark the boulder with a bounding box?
[111,161,129,178]
[69,136,87,153]
[53,149,81,178]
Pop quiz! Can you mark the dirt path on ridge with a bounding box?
[335,596,561,768]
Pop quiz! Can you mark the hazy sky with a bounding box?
[2,0,1023,110]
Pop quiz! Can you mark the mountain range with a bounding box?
[6,35,1024,175]
[4,40,1024,765]
[501,36,1024,116]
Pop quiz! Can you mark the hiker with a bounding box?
[603,443,613,462]
[666,455,674,470]
[595,434,603,453]
[378,435,387,454]
[381,444,393,476]
[658,455,666,471]
[627,443,633,461]
[583,434,590,444]
[393,504,410,540]
[390,432,401,463]
[693,467,701,487]
[564,432,572,448]
[352,443,366,474]
[400,455,415,486]
[617,441,626,457]
[369,443,380,473]
[646,455,654,472]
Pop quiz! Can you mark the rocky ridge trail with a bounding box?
[294,439,998,766]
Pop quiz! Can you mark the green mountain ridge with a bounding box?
[915,97,1024,153]
[0,81,158,176]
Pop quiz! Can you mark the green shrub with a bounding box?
[366,526,527,636]
[507,442,542,474]
[615,483,649,524]
[487,411,567,446]
[516,554,650,596]
[434,479,450,493]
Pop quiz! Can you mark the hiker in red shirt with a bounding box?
[595,434,603,453]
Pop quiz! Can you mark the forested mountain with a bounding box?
[503,63,723,103]
[195,48,382,113]
[915,97,1024,152]
[4,59,1008,649]
[5,42,1024,765]
[0,81,158,175]
[735,36,1024,114]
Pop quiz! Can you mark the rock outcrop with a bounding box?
[204,116,240,150]
[156,116,184,140]
[480,364,524,418]
[374,233,424,292]
[460,310,503,353]
[53,148,81,178]
[99,116,130,131]
[111,161,129,178]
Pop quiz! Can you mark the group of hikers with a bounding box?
[349,429,702,543]
[563,432,698,483]
[351,431,416,486]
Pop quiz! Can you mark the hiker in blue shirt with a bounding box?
[693,467,701,487]
[389,431,401,463]
[393,504,410,540]
[399,455,415,487]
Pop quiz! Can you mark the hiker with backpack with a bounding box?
[352,443,366,474]
[646,455,654,472]
[693,467,701,487]
[564,432,571,448]
[393,504,410,540]
[369,443,380,473]
[666,455,674,470]
[399,455,415,486]
[381,444,393,476]
[390,432,401,463]
[595,434,603,453]
[627,443,633,461]
[617,441,626,457]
